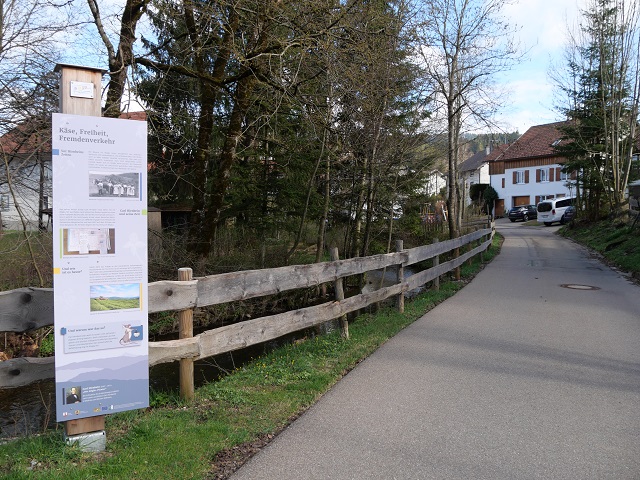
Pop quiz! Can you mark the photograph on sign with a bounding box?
[52,113,148,422]
[89,172,140,198]
[90,283,141,311]
[63,228,115,255]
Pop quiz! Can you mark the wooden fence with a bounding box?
[0,223,494,393]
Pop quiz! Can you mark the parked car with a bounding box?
[560,205,577,224]
[537,197,575,226]
[508,205,537,222]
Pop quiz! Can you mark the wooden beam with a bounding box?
[195,252,407,307]
[55,63,106,439]
[148,280,198,313]
[1,233,494,383]
[0,357,55,388]
[0,233,491,332]
[0,288,54,332]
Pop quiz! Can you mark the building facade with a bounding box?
[489,122,575,217]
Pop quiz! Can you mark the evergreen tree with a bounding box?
[555,0,640,219]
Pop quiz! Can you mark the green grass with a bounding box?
[559,219,640,275]
[0,235,502,480]
[90,298,140,311]
[0,230,53,290]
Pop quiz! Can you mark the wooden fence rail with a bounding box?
[0,224,494,390]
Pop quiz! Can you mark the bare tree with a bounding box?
[416,0,520,238]
[1,0,73,232]
[87,0,151,117]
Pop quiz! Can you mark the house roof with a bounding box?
[119,111,147,122]
[0,119,51,155]
[494,121,570,161]
[459,150,487,173]
[460,144,510,172]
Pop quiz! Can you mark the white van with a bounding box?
[537,197,575,226]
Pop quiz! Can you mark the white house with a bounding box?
[459,145,507,205]
[489,122,575,217]
[0,120,52,231]
[420,169,448,197]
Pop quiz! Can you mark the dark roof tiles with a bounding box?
[496,121,570,161]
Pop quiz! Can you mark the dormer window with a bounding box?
[551,139,561,147]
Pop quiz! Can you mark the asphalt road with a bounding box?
[231,219,640,480]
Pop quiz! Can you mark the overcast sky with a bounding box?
[498,0,587,134]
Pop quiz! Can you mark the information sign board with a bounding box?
[52,113,149,422]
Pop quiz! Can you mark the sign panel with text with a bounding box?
[52,113,148,422]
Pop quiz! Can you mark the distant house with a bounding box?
[489,122,576,217]
[419,169,448,197]
[459,144,508,206]
[0,112,146,231]
[0,119,52,230]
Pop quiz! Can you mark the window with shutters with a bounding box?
[539,169,548,182]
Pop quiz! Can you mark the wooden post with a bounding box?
[433,238,440,291]
[178,267,195,401]
[476,226,484,263]
[56,64,106,447]
[55,64,104,116]
[455,245,461,281]
[395,240,404,313]
[330,247,349,339]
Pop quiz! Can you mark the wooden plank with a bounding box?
[0,282,197,331]
[56,65,103,117]
[148,280,198,313]
[0,356,55,388]
[195,252,406,307]
[148,283,406,366]
[65,415,105,435]
[0,235,494,380]
[405,228,490,266]
[0,232,491,334]
[405,238,491,291]
[148,337,199,367]
[0,288,54,332]
[197,283,405,358]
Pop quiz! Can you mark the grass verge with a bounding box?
[558,219,640,278]
[0,235,502,480]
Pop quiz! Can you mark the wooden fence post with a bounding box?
[178,267,195,401]
[476,227,484,263]
[56,64,106,450]
[330,247,349,339]
[395,240,405,313]
[486,215,493,253]
[433,238,440,291]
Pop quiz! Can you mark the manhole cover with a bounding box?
[560,284,600,290]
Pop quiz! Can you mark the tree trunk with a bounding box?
[88,0,150,117]
[199,74,257,256]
